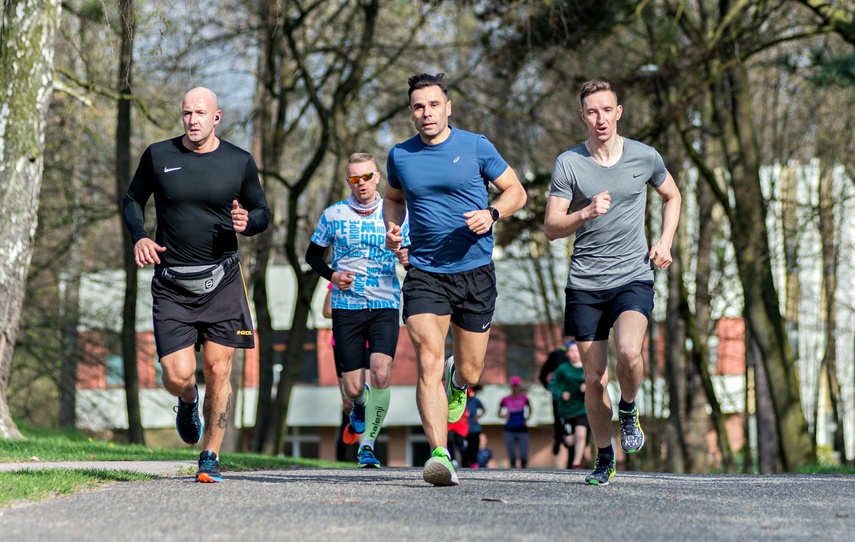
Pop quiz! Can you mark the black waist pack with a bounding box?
[156,253,239,295]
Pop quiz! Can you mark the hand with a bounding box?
[463,209,494,235]
[386,222,404,251]
[133,238,166,267]
[396,247,410,266]
[649,242,673,269]
[231,200,249,233]
[583,191,610,220]
[562,391,570,401]
[332,271,355,290]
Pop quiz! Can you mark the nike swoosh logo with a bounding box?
[633,172,643,178]
[164,167,182,173]
[453,157,460,163]
[482,322,491,330]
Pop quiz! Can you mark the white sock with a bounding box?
[451,368,467,390]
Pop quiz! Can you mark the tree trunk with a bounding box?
[664,224,688,473]
[750,332,779,474]
[114,0,144,444]
[712,61,814,470]
[817,159,846,462]
[0,0,62,440]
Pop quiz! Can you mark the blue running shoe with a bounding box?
[174,384,202,445]
[196,450,222,483]
[357,445,381,468]
[350,385,369,434]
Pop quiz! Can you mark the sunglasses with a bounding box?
[346,171,378,184]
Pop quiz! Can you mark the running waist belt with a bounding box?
[156,253,239,295]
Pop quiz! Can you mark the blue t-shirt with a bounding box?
[310,200,409,310]
[386,127,509,273]
[467,396,484,433]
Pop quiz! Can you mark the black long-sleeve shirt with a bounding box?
[122,137,271,267]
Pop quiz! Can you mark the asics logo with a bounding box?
[164,167,182,173]
[453,156,460,163]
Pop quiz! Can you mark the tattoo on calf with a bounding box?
[217,392,233,429]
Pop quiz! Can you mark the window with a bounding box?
[282,427,320,459]
[105,354,124,387]
[407,426,431,467]
[504,324,536,381]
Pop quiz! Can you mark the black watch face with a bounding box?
[490,207,499,221]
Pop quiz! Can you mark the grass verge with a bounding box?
[0,468,156,508]
[0,421,349,508]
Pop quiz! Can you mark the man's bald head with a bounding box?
[181,87,221,152]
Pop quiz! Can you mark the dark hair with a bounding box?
[579,78,618,106]
[408,73,448,100]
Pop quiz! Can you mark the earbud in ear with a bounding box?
[215,115,220,121]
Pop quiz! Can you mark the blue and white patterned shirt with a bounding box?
[310,200,409,310]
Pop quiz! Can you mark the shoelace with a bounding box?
[199,456,219,470]
[620,411,638,436]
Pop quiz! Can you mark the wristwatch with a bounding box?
[487,206,500,223]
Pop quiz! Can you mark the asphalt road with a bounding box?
[0,465,852,541]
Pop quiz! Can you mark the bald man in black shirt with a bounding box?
[123,87,270,483]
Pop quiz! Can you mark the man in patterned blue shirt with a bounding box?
[306,152,409,468]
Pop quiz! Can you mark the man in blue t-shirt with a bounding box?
[544,78,681,486]
[384,73,527,487]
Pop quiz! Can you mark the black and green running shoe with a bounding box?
[585,454,616,486]
[618,406,645,453]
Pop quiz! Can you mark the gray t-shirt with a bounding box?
[550,138,667,291]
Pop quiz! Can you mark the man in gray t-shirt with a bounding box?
[544,78,681,486]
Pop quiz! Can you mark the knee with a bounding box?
[616,344,642,365]
[161,369,195,395]
[369,358,393,389]
[204,361,231,386]
[585,371,607,392]
[453,360,483,387]
[343,381,364,400]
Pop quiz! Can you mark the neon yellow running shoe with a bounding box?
[423,448,459,486]
[443,357,467,423]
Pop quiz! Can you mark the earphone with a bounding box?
[215,115,220,120]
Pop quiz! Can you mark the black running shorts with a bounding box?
[330,308,399,375]
[401,263,497,333]
[564,280,654,342]
[151,263,255,358]
[561,415,591,432]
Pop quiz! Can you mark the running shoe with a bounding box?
[443,357,467,423]
[342,422,359,445]
[357,445,381,468]
[423,448,459,486]
[619,406,645,453]
[196,450,222,483]
[174,384,202,445]
[350,385,369,434]
[585,454,616,486]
